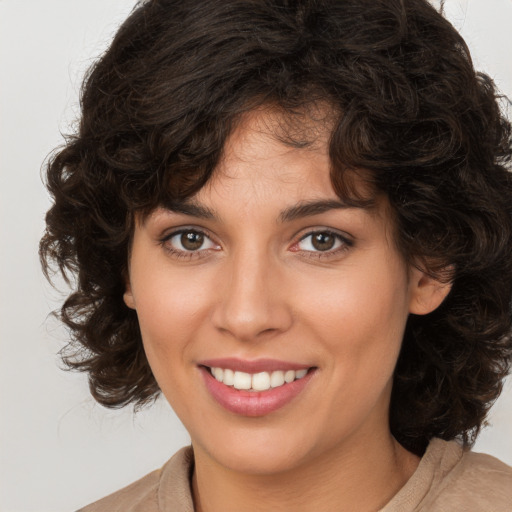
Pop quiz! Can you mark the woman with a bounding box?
[40,0,512,510]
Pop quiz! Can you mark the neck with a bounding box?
[191,429,419,512]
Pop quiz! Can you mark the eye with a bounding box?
[294,230,352,254]
[163,229,219,254]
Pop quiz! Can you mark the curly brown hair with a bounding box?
[40,0,512,455]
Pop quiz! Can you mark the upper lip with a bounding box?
[198,357,312,373]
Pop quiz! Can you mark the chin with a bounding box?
[193,425,317,476]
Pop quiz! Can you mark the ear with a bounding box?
[408,265,452,315]
[123,275,136,310]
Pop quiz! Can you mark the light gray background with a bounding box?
[1,1,511,511]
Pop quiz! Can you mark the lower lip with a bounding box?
[200,367,315,417]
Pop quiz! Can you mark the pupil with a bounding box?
[312,233,335,251]
[181,232,204,250]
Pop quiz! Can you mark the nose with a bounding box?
[211,249,293,342]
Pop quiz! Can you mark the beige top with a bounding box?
[78,439,512,511]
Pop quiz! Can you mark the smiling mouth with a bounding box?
[206,367,311,392]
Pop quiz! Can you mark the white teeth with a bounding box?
[212,367,224,382]
[252,371,271,391]
[210,367,309,391]
[295,369,308,379]
[233,371,252,390]
[270,370,285,388]
[223,368,234,386]
[284,370,295,383]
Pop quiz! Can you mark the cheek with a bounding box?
[298,265,409,337]
[292,257,410,377]
[132,281,197,410]
[131,267,219,393]
[134,266,212,336]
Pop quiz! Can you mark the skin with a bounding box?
[124,109,451,511]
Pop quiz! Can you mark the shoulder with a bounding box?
[76,447,194,512]
[446,446,512,508]
[383,439,512,512]
[77,468,161,512]
[425,439,512,511]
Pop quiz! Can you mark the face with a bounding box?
[124,109,446,476]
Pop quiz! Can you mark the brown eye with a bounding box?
[181,231,204,251]
[165,229,218,254]
[311,232,336,251]
[295,230,349,254]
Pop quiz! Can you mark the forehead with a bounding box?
[145,106,381,228]
[195,107,376,209]
[214,112,331,190]
[143,108,385,231]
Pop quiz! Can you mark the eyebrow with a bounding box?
[161,200,217,219]
[160,197,374,224]
[278,198,374,222]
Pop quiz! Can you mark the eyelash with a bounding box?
[292,230,353,259]
[159,228,353,261]
[159,228,220,261]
